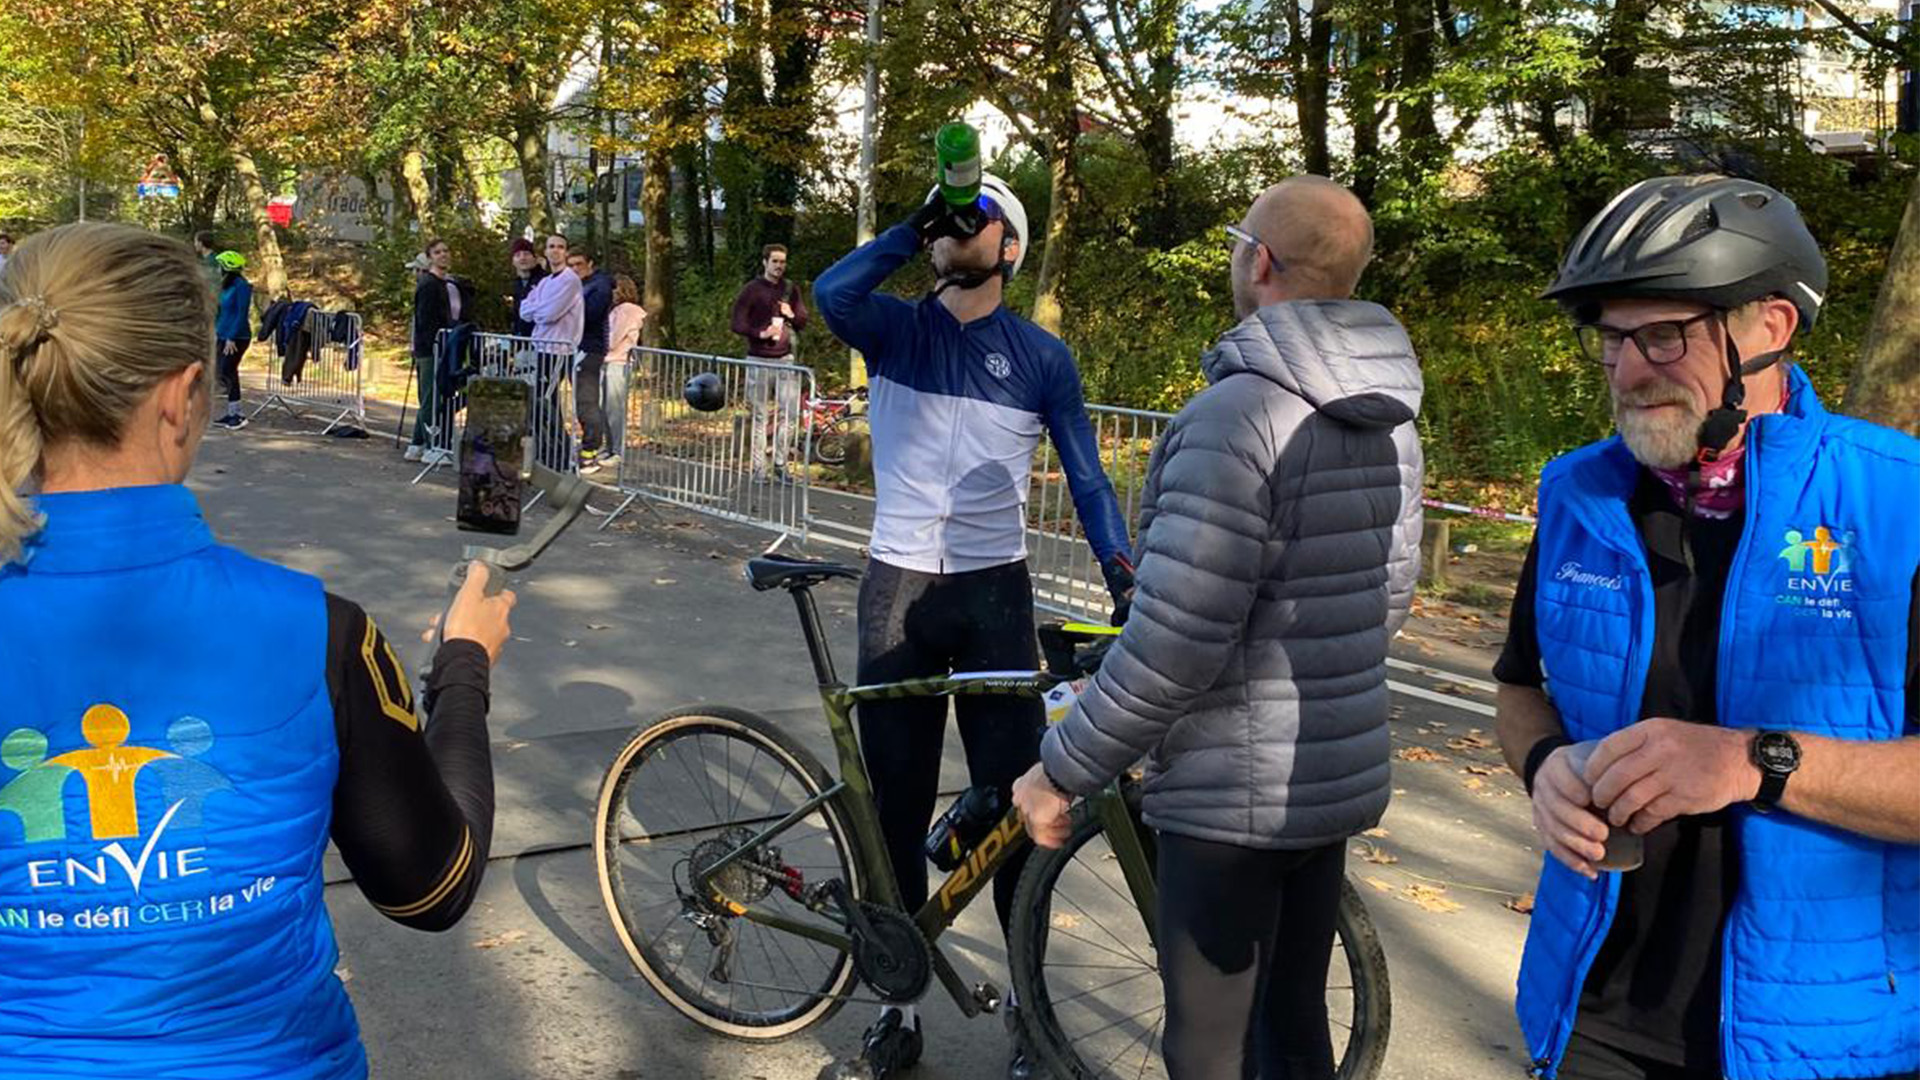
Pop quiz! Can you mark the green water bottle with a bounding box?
[936,122,982,207]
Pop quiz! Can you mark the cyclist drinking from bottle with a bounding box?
[0,223,516,1079]
[814,174,1135,1079]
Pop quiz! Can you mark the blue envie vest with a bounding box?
[1515,367,1920,1080]
[0,485,364,1079]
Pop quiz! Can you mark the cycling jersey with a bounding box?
[815,225,1129,573]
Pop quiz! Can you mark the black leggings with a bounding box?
[1159,834,1347,1080]
[855,558,1043,934]
[575,351,607,453]
[217,339,249,403]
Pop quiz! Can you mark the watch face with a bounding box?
[1754,732,1801,774]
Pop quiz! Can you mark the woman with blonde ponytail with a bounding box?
[0,223,515,1080]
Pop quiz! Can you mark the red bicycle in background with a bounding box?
[802,385,868,466]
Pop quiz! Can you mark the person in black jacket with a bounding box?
[566,248,615,473]
[408,239,475,463]
[503,238,544,338]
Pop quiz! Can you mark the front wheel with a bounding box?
[594,705,864,1040]
[1009,802,1392,1080]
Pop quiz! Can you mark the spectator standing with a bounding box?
[1013,176,1424,1080]
[604,273,648,465]
[1495,175,1920,1080]
[0,234,14,274]
[516,234,584,471]
[212,250,253,430]
[192,230,219,288]
[503,238,544,337]
[566,248,615,473]
[406,239,475,464]
[730,244,809,480]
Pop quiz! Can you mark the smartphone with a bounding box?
[458,376,532,535]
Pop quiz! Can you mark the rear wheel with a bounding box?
[1010,798,1392,1079]
[594,705,863,1040]
[810,413,865,467]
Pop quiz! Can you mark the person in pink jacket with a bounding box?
[601,274,647,467]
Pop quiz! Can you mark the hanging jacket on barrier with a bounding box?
[436,323,481,403]
[256,298,293,348]
[278,302,317,384]
[330,312,360,372]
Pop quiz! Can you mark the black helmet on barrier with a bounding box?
[1543,174,1828,332]
[684,371,725,412]
[1544,175,1828,462]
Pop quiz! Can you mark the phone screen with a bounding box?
[458,376,532,535]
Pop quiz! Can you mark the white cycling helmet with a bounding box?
[924,172,1029,281]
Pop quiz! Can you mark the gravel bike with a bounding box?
[594,552,1391,1077]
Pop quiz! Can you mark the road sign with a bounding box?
[136,182,181,198]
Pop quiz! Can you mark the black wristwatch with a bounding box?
[1748,730,1802,813]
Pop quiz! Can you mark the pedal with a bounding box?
[972,980,1002,1014]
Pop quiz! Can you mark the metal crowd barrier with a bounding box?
[1025,404,1171,622]
[249,307,365,433]
[411,329,578,486]
[602,347,813,541]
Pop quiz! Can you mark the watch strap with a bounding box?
[1753,769,1787,812]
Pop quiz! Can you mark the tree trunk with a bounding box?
[1391,0,1443,173]
[229,141,288,302]
[510,112,553,236]
[677,142,706,272]
[1030,0,1080,335]
[643,150,676,348]
[1346,20,1384,206]
[190,170,227,234]
[1589,0,1657,144]
[1138,0,1180,245]
[1843,172,1920,433]
[1297,0,1335,177]
[763,0,819,251]
[401,146,434,227]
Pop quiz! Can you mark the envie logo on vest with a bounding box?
[0,704,264,933]
[1776,525,1857,618]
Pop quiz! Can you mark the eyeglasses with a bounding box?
[1224,224,1284,272]
[1574,311,1719,366]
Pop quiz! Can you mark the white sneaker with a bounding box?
[404,444,424,462]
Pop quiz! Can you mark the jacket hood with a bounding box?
[1203,300,1423,429]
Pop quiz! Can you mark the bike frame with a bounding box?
[691,581,1161,1017]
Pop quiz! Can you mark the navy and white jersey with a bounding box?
[816,225,1130,574]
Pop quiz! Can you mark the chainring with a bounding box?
[849,902,932,1003]
[687,827,778,909]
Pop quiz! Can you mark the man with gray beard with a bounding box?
[1493,175,1920,1080]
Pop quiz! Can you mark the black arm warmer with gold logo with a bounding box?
[322,593,494,931]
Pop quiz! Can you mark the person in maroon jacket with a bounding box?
[730,244,809,481]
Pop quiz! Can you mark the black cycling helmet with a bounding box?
[684,372,725,412]
[1543,174,1827,332]
[1546,175,1828,463]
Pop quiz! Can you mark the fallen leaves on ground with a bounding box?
[474,930,527,950]
[1050,913,1081,930]
[1362,827,1390,838]
[1462,776,1487,791]
[1364,877,1394,893]
[1352,841,1399,865]
[1446,733,1497,751]
[654,578,678,586]
[587,623,612,631]
[1506,893,1536,915]
[1400,883,1464,914]
[1396,746,1448,763]
[1463,763,1501,775]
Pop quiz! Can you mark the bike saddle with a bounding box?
[745,553,863,592]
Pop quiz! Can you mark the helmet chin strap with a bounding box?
[1683,316,1787,540]
[931,239,1017,297]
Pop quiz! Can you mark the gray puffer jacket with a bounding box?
[1040,299,1424,849]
